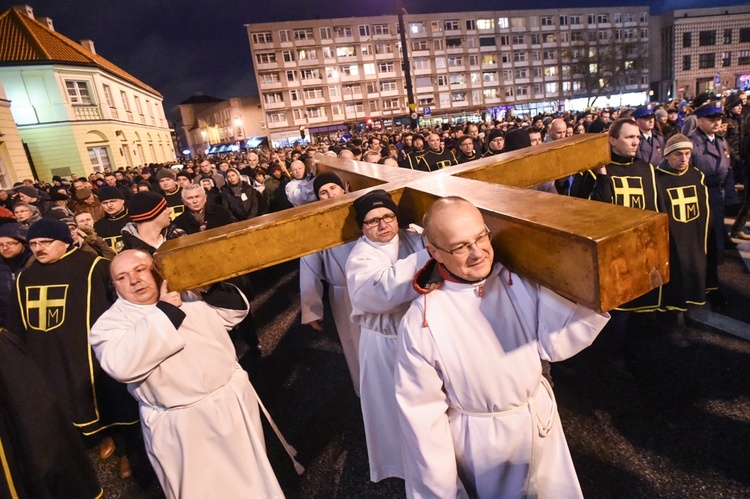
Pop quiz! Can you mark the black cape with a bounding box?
[654,164,709,309]
[5,248,138,435]
[0,331,101,499]
[93,208,131,253]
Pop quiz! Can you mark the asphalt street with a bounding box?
[96,241,750,498]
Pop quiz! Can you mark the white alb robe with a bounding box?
[300,241,361,394]
[396,263,610,498]
[346,230,429,481]
[89,290,284,499]
[285,176,316,206]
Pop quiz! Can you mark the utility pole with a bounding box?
[397,0,418,130]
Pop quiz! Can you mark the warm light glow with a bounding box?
[201,130,207,138]
[234,117,242,126]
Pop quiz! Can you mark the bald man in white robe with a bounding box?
[90,250,284,499]
[396,197,610,498]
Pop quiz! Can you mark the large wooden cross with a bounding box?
[154,134,669,312]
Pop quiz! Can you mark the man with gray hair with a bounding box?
[174,183,233,234]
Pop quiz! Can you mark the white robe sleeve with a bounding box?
[346,247,430,315]
[90,305,186,384]
[395,305,468,499]
[193,286,250,331]
[299,252,325,324]
[534,285,610,362]
[285,178,316,207]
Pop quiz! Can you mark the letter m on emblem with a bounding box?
[25,285,68,332]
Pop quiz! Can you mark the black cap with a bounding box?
[353,189,398,227]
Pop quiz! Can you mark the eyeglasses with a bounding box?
[0,241,21,249]
[362,214,397,228]
[432,227,491,257]
[28,239,56,249]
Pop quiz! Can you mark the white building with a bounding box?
[0,5,174,182]
[246,7,651,145]
[657,5,750,101]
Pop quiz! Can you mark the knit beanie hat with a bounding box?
[313,172,345,199]
[129,191,167,222]
[664,134,693,156]
[27,218,73,244]
[502,129,531,152]
[156,168,177,181]
[487,129,505,143]
[0,222,27,243]
[353,189,398,227]
[17,186,38,199]
[97,186,124,201]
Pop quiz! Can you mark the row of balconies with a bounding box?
[71,104,165,128]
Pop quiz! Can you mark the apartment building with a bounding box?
[658,5,750,101]
[246,7,651,146]
[0,5,174,182]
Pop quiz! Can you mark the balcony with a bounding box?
[267,120,289,129]
[264,101,286,110]
[73,105,102,120]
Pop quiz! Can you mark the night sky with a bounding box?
[5,0,746,119]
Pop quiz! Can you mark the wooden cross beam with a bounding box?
[154,134,669,312]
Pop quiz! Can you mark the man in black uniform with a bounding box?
[482,129,505,157]
[653,134,709,312]
[5,218,139,477]
[94,186,131,253]
[404,134,426,170]
[156,168,185,220]
[592,118,659,311]
[456,135,479,164]
[418,133,458,171]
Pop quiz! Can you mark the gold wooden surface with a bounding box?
[397,176,669,312]
[155,134,669,312]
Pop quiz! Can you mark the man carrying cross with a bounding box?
[345,189,429,482]
[395,197,610,498]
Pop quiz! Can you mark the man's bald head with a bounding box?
[339,149,355,160]
[548,118,568,141]
[423,197,494,281]
[110,249,161,305]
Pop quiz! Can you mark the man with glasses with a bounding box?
[482,129,505,157]
[456,135,479,164]
[5,218,139,477]
[395,197,610,498]
[345,189,429,482]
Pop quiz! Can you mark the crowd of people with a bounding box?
[0,88,748,497]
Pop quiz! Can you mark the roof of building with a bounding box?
[0,6,160,97]
[179,94,224,105]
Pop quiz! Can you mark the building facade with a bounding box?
[246,7,651,145]
[173,94,265,159]
[659,5,750,101]
[0,5,174,183]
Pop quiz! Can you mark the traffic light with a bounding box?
[299,125,306,139]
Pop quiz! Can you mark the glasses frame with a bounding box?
[362,213,397,228]
[0,241,22,249]
[28,239,57,249]
[431,226,492,257]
